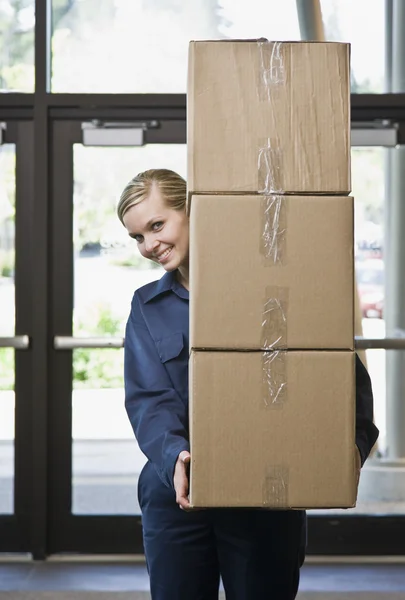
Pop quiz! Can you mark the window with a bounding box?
[51,0,300,93]
[321,0,385,93]
[0,0,35,92]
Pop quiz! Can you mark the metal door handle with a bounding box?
[355,337,405,350]
[53,336,405,351]
[0,335,30,349]
[54,336,124,350]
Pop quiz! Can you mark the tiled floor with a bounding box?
[1,559,405,597]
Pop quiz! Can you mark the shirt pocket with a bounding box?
[156,332,188,402]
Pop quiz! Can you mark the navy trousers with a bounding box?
[139,462,306,600]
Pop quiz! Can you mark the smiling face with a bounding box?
[122,182,189,272]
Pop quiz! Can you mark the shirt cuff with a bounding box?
[163,441,191,490]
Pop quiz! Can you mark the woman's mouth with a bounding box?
[156,246,173,263]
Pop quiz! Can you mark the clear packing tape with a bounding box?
[260,195,288,350]
[257,40,285,194]
[262,350,289,507]
[260,193,289,505]
[256,57,291,501]
[261,191,289,506]
[262,350,287,408]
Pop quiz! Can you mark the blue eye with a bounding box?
[130,233,143,243]
[152,221,163,230]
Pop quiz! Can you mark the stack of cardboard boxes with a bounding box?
[187,40,356,509]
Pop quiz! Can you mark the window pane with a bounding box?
[352,147,386,514]
[0,142,16,515]
[72,349,144,515]
[71,143,186,514]
[0,349,14,515]
[0,144,15,336]
[321,0,385,93]
[0,0,35,92]
[51,0,300,93]
[353,147,385,330]
[313,145,405,516]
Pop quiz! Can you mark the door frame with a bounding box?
[0,119,35,553]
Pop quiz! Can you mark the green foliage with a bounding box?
[73,347,123,390]
[74,301,122,337]
[0,349,14,391]
[0,0,34,91]
[0,145,17,209]
[0,302,125,390]
[72,301,124,389]
[0,249,15,277]
[1,63,34,91]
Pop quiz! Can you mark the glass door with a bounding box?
[307,141,405,554]
[46,118,405,556]
[48,119,186,553]
[0,120,34,552]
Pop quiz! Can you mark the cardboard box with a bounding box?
[189,350,356,508]
[190,194,354,351]
[187,40,351,195]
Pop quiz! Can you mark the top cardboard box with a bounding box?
[187,40,351,195]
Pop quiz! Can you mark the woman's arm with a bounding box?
[355,353,380,466]
[124,293,190,490]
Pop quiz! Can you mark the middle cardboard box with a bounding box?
[190,194,354,351]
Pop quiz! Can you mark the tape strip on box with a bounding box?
[258,143,284,195]
[260,195,288,349]
[257,40,286,99]
[262,350,287,408]
[257,41,285,193]
[260,195,287,264]
[262,347,289,507]
[262,286,289,349]
[262,465,289,507]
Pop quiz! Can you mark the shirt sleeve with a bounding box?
[355,353,379,466]
[124,293,190,490]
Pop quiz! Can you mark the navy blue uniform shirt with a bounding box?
[124,270,379,491]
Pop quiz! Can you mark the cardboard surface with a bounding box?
[190,194,354,351]
[189,350,356,509]
[187,40,351,195]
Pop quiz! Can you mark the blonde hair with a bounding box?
[117,169,186,224]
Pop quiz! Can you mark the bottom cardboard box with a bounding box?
[189,350,356,509]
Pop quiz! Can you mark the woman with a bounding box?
[117,168,379,600]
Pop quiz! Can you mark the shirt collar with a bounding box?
[142,270,189,303]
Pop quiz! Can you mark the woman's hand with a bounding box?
[174,450,191,510]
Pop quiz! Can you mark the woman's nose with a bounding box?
[145,236,159,253]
